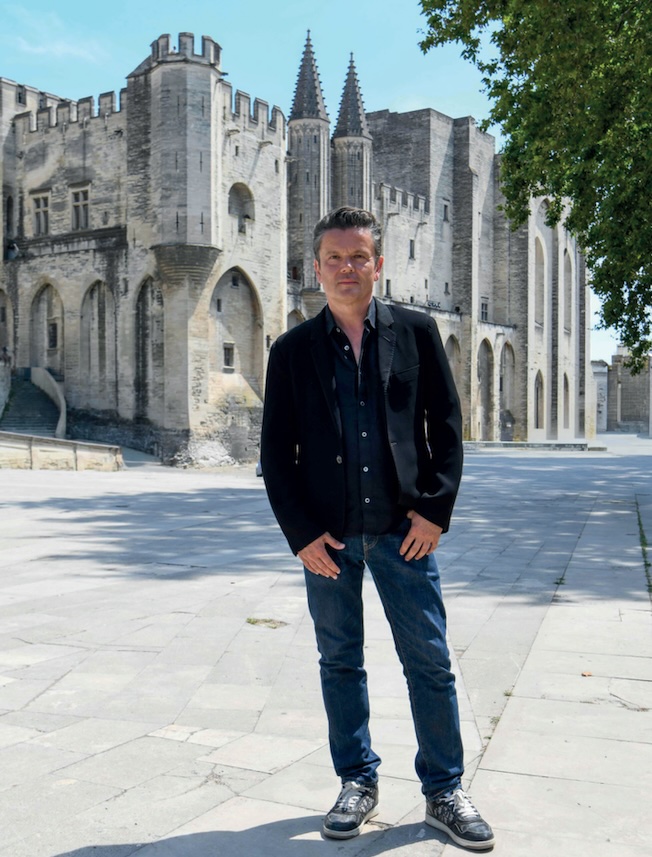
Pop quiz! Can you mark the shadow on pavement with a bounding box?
[48,818,446,857]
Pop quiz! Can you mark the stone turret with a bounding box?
[126,33,224,249]
[332,54,373,211]
[287,32,330,289]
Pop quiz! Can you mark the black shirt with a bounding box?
[325,301,402,536]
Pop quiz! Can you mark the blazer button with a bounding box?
[336,455,343,464]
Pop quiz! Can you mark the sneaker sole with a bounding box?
[322,806,379,839]
[425,812,495,851]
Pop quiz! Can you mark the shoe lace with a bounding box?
[335,782,368,812]
[447,789,480,821]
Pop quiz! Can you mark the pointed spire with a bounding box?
[333,54,370,139]
[290,31,329,122]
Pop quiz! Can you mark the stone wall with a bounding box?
[607,353,651,433]
[2,30,593,462]
[0,33,287,464]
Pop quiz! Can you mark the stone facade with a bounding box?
[1,33,286,463]
[1,31,592,463]
[288,34,592,444]
[595,349,652,435]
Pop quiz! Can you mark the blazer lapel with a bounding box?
[376,301,396,391]
[310,314,342,436]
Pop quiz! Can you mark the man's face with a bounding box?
[314,228,384,312]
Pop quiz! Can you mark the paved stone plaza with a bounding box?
[1,435,651,856]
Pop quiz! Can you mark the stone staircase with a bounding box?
[0,378,59,437]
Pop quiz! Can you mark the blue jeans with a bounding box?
[304,522,463,799]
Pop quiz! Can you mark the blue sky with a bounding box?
[0,0,619,360]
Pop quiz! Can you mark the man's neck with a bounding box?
[327,297,372,333]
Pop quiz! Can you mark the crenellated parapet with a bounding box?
[150,32,221,67]
[0,78,66,131]
[221,83,285,140]
[126,32,222,80]
[11,88,127,137]
[375,182,430,219]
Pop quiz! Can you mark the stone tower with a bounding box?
[287,32,330,290]
[1,32,286,464]
[126,34,223,434]
[332,55,372,211]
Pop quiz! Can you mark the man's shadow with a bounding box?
[49,815,449,856]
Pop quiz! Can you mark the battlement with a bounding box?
[222,82,285,139]
[12,89,126,136]
[0,77,66,122]
[150,32,222,68]
[376,183,430,218]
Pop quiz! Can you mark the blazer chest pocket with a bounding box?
[387,364,420,410]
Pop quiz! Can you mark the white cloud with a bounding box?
[14,35,104,63]
[4,7,108,64]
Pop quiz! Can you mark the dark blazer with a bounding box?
[260,300,463,555]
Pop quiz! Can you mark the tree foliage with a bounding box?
[419,0,652,369]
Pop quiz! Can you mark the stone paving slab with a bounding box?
[0,434,651,856]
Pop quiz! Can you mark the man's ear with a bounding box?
[313,258,321,283]
[374,255,385,280]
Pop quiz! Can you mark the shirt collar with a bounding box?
[325,298,377,335]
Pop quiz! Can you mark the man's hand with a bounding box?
[298,532,346,579]
[399,511,443,561]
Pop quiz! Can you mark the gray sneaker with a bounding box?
[425,787,495,850]
[322,781,379,839]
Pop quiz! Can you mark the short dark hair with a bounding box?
[313,206,382,260]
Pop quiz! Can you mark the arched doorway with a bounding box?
[499,342,516,440]
[0,289,13,353]
[287,309,305,330]
[30,283,64,378]
[445,335,462,393]
[210,268,263,395]
[134,278,165,423]
[80,281,117,410]
[563,373,570,430]
[477,339,494,440]
[534,371,545,430]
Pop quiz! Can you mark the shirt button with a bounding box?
[344,345,350,351]
[363,466,369,472]
[359,401,365,407]
[361,431,367,438]
[364,497,371,504]
[336,455,343,464]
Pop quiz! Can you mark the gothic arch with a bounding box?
[5,196,14,238]
[228,183,255,233]
[563,373,570,430]
[80,281,117,410]
[534,237,545,327]
[134,278,165,423]
[0,289,13,352]
[499,342,516,440]
[210,267,263,394]
[534,371,545,430]
[30,283,64,378]
[287,309,305,329]
[477,338,494,440]
[563,250,573,332]
[445,335,462,392]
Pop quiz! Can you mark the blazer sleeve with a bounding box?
[412,315,463,531]
[260,336,328,555]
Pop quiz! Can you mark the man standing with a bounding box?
[261,207,494,851]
